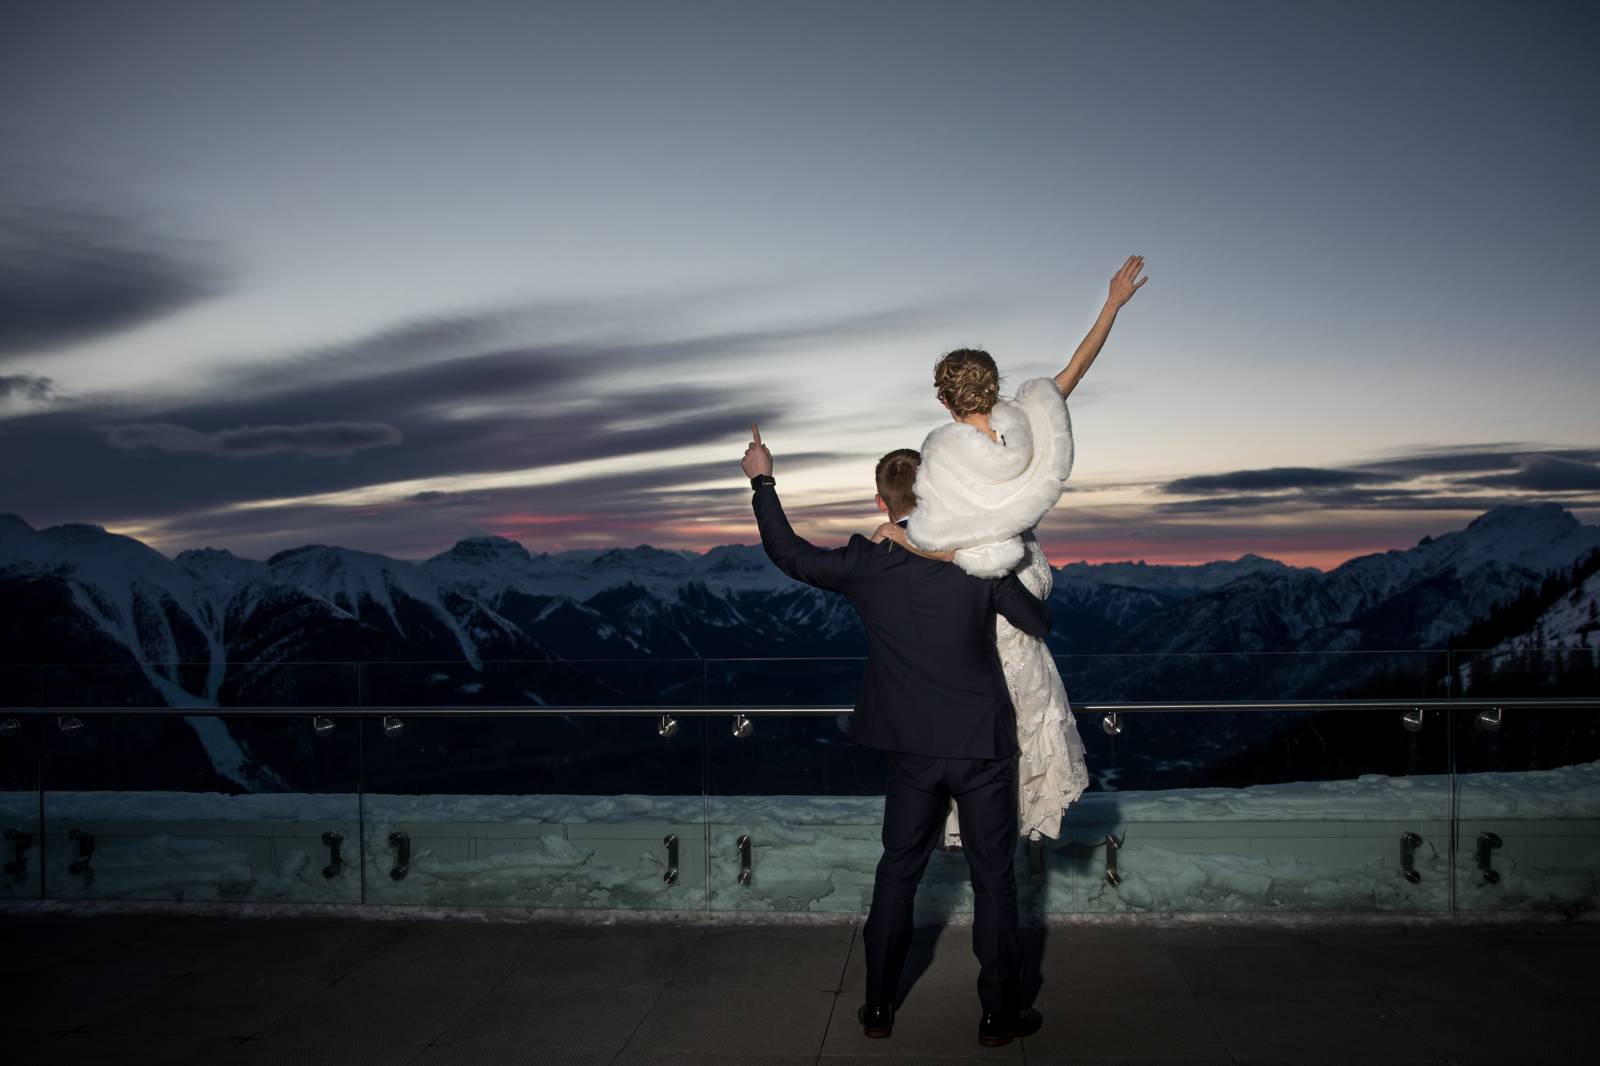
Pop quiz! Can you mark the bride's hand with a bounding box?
[873,523,956,562]
[870,522,903,544]
[1107,254,1148,309]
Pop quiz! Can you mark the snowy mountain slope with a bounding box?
[1054,552,1307,594]
[1,502,1595,764]
[265,544,488,668]
[1106,503,1600,657]
[1482,569,1600,656]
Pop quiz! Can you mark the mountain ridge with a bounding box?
[4,502,1597,789]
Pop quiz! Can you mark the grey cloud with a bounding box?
[4,381,782,527]
[213,281,824,396]
[96,420,403,458]
[206,299,963,411]
[0,195,223,359]
[1164,466,1405,494]
[0,373,54,402]
[1455,454,1600,492]
[126,452,848,559]
[1151,487,1600,515]
[783,498,895,521]
[3,290,946,529]
[1347,444,1600,478]
[1157,447,1600,515]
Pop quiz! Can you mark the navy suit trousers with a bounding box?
[861,749,1022,1013]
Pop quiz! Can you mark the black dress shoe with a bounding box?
[857,1001,894,1037]
[977,1006,1042,1046]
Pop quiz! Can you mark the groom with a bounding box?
[740,424,1047,1047]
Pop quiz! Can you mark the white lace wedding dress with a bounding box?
[942,528,1090,844]
[904,376,1091,844]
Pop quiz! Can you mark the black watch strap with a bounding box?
[750,474,776,490]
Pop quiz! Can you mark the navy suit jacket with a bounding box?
[751,481,1051,758]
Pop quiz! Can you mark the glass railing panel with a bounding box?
[1451,646,1600,913]
[1,664,42,707]
[1056,650,1450,704]
[39,661,361,708]
[706,658,864,707]
[705,707,948,913]
[360,712,706,909]
[1057,652,1453,914]
[0,697,41,896]
[359,658,704,708]
[41,710,362,903]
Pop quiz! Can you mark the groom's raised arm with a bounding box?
[751,480,859,592]
[743,423,859,592]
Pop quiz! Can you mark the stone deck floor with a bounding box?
[5,908,1598,1065]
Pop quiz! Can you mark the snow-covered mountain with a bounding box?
[1513,570,1600,652]
[1089,504,1595,653]
[3,503,1597,787]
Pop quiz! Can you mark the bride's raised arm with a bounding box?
[1053,254,1148,399]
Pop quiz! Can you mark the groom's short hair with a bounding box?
[874,448,920,519]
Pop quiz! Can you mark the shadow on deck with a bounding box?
[5,906,1599,1065]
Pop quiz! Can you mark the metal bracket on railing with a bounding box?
[1028,838,1045,889]
[658,715,678,738]
[67,827,95,875]
[0,717,19,736]
[312,716,336,737]
[1476,707,1502,731]
[1399,831,1422,883]
[4,828,33,880]
[732,714,752,738]
[1103,833,1123,886]
[736,834,753,885]
[57,716,83,736]
[382,716,404,737]
[388,830,410,880]
[1476,830,1503,884]
[322,830,344,878]
[1100,712,1122,736]
[1401,707,1424,732]
[662,833,679,884]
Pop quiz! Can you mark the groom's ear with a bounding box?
[874,494,889,515]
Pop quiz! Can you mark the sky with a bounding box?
[1,0,1596,571]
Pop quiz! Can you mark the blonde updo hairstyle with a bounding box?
[933,348,1001,418]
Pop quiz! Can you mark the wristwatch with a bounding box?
[750,474,776,490]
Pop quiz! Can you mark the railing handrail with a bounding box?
[5,696,1597,716]
[3,646,1593,667]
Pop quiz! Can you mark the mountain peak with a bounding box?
[591,545,695,569]
[0,513,32,531]
[264,543,333,566]
[1465,502,1578,533]
[175,546,241,561]
[432,534,534,563]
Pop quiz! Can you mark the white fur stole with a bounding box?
[905,376,1073,577]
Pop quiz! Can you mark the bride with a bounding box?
[876,254,1148,846]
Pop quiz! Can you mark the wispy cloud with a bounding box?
[0,373,54,402]
[0,293,944,551]
[1163,466,1407,493]
[96,420,404,458]
[1152,447,1600,516]
[0,190,224,360]
[1456,453,1600,492]
[120,451,847,559]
